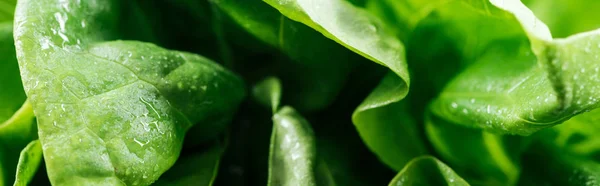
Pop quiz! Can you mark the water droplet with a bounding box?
[451,102,458,108]
[367,24,377,32]
[133,138,149,147]
[54,12,68,32]
[58,32,70,43]
[142,121,150,132]
[470,98,475,103]
[40,38,52,50]
[140,97,161,119]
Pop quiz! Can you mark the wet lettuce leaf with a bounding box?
[260,0,427,170]
[366,0,600,136]
[0,8,38,186]
[352,73,426,170]
[388,156,469,186]
[216,0,425,171]
[269,106,334,186]
[252,77,333,186]
[263,0,410,82]
[250,76,395,186]
[427,0,600,135]
[14,0,245,185]
[4,0,600,185]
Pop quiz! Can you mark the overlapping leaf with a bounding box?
[14,0,245,185]
[425,111,528,185]
[0,7,38,186]
[213,0,361,111]
[13,140,43,186]
[388,156,469,186]
[429,0,600,135]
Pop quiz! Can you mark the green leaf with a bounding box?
[315,107,397,186]
[0,0,15,22]
[0,103,37,186]
[352,73,427,170]
[0,22,26,126]
[269,106,334,186]
[364,0,448,41]
[425,111,527,185]
[213,0,360,111]
[263,0,410,81]
[252,77,282,113]
[256,0,421,170]
[388,156,469,186]
[523,0,600,38]
[13,140,43,186]
[153,143,224,186]
[0,18,37,186]
[430,38,553,135]
[429,0,600,135]
[14,0,245,185]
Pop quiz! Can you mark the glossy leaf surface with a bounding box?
[352,73,426,170]
[427,0,600,135]
[269,106,334,186]
[14,0,245,185]
[388,156,469,186]
[0,8,38,185]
